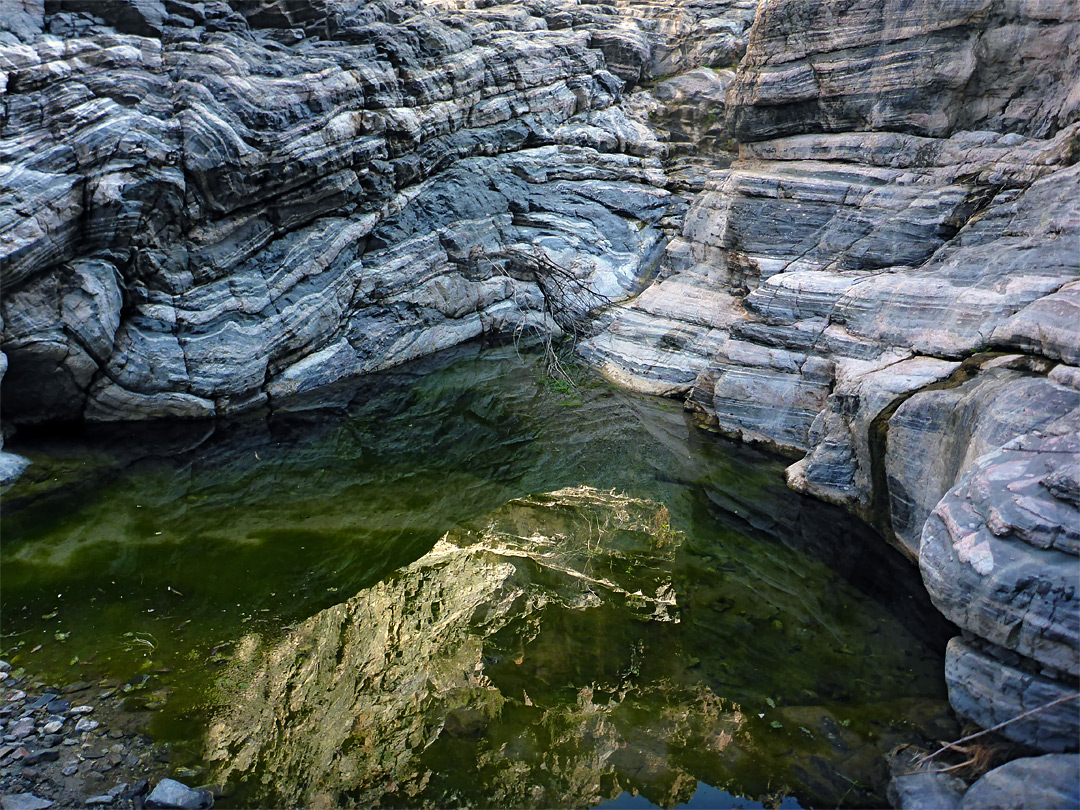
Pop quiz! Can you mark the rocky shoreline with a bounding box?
[1,0,1077,807]
[0,661,213,810]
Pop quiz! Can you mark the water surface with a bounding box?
[1,343,954,808]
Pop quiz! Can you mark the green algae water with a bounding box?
[1,344,954,809]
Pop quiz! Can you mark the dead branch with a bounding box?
[915,693,1079,769]
[470,244,614,385]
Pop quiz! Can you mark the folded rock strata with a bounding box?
[0,0,756,423]
[2,0,1078,797]
[583,0,1080,766]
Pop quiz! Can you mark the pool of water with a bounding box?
[1,343,955,808]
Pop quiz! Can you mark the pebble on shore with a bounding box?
[0,667,213,809]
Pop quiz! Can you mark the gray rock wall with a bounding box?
[584,0,1080,766]
[3,0,1078,795]
[1,0,757,423]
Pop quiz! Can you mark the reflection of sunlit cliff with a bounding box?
[205,486,726,808]
[205,482,956,809]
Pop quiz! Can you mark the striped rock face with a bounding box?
[0,0,758,423]
[2,0,1077,784]
[580,0,1080,763]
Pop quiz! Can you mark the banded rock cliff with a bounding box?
[2,0,1078,805]
[1,0,755,426]
[581,0,1080,796]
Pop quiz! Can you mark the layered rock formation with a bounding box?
[581,0,1080,781]
[3,0,1078,802]
[0,0,755,423]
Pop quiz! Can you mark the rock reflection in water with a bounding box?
[205,486,947,809]
[3,346,953,808]
[207,487,703,808]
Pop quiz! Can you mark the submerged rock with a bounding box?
[144,779,212,810]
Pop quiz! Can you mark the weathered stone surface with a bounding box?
[580,265,739,396]
[960,754,1080,810]
[918,407,1080,756]
[0,0,758,425]
[887,747,965,810]
[729,0,1080,141]
[0,334,30,485]
[991,281,1080,366]
[588,0,1080,461]
[688,337,835,455]
[886,366,1079,556]
[589,130,1080,458]
[830,164,1080,359]
[0,452,30,487]
[0,796,53,810]
[580,0,1080,776]
[144,779,211,810]
[788,354,960,531]
[922,422,1080,680]
[945,637,1079,753]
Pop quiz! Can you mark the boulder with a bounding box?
[961,755,1080,810]
[945,637,1079,753]
[0,797,52,810]
[922,423,1080,681]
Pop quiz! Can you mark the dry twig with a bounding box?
[915,693,1079,769]
[470,244,613,385]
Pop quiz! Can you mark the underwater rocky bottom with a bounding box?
[1,343,957,808]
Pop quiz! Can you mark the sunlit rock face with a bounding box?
[583,0,1080,757]
[204,485,953,808]
[0,0,756,423]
